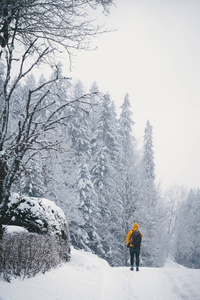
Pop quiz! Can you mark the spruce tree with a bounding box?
[143,120,155,181]
[174,188,200,268]
[74,161,104,255]
[138,120,161,266]
[67,81,92,161]
[90,93,123,264]
[20,157,46,197]
[117,93,140,265]
[90,93,119,186]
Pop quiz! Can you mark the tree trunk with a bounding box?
[0,157,10,238]
[0,193,10,239]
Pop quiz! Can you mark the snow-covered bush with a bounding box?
[3,193,71,261]
[5,193,70,240]
[0,194,71,281]
[0,231,67,282]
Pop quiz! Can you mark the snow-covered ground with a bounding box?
[1,247,200,300]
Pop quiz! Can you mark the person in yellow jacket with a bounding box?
[126,223,143,271]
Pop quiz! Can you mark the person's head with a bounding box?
[133,223,139,231]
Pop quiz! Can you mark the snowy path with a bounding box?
[99,265,200,300]
[1,248,200,300]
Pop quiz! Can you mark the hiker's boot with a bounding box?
[136,267,139,271]
[130,266,134,271]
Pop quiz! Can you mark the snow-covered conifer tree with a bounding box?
[174,188,200,268]
[89,93,124,264]
[119,93,135,150]
[117,93,139,265]
[67,81,92,161]
[143,120,155,180]
[20,157,46,197]
[64,157,104,258]
[89,82,101,133]
[137,120,162,266]
[91,93,119,184]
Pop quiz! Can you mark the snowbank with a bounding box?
[1,247,200,300]
[3,225,28,234]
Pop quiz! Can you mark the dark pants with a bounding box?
[130,247,140,267]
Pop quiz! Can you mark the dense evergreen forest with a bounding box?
[1,67,199,268]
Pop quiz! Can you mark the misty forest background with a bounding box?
[0,0,200,276]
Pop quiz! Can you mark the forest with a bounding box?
[0,0,200,280]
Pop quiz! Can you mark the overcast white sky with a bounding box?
[64,0,200,190]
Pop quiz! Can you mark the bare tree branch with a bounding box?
[0,0,113,238]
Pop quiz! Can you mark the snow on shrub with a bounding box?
[0,194,71,281]
[3,225,28,234]
[6,193,70,241]
[4,193,71,259]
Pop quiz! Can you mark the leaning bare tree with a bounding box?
[0,0,113,237]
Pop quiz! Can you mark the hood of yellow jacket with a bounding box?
[133,223,139,231]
